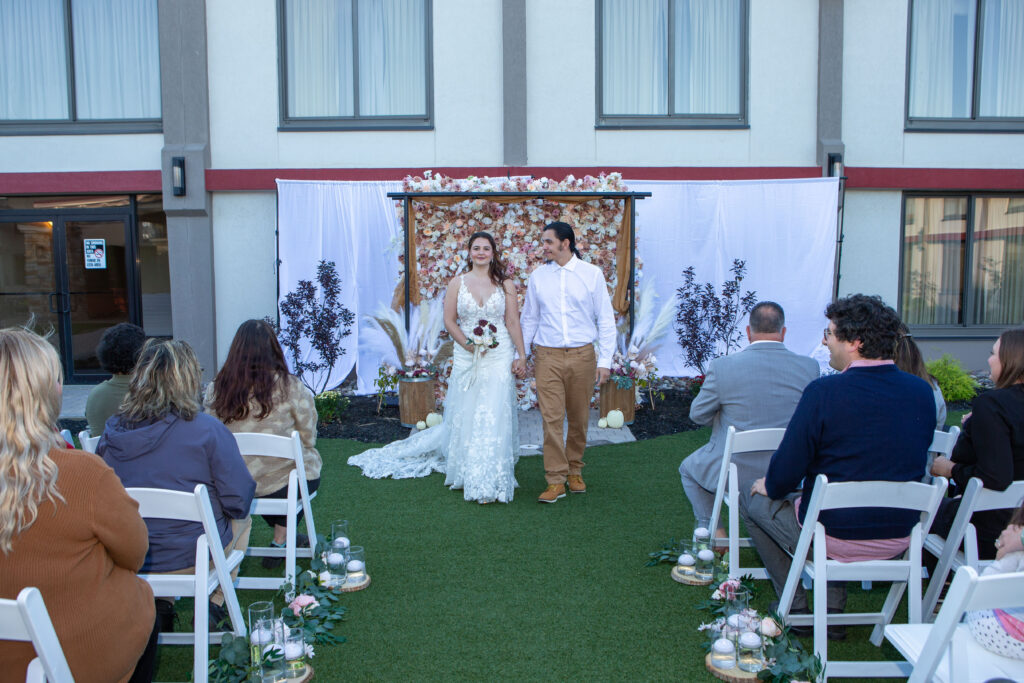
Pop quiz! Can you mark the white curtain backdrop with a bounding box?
[628,178,839,377]
[277,180,401,394]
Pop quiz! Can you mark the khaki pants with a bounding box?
[534,344,596,485]
[160,516,252,606]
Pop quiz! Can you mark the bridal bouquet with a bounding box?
[469,318,499,350]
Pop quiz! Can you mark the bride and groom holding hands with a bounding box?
[349,221,616,504]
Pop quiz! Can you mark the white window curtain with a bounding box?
[0,0,69,120]
[286,0,354,117]
[979,0,1024,117]
[602,0,668,115]
[358,0,426,116]
[286,0,425,118]
[970,197,1024,324]
[674,0,740,115]
[908,0,976,118]
[71,0,160,120]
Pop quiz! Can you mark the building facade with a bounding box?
[1,0,1021,381]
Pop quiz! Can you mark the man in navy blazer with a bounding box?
[680,301,819,527]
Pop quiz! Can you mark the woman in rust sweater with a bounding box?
[0,328,157,683]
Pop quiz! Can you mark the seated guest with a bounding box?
[894,325,947,430]
[739,295,935,633]
[966,500,1024,660]
[680,301,818,530]
[0,328,158,683]
[86,322,146,436]
[930,328,1024,560]
[204,319,322,567]
[98,339,255,627]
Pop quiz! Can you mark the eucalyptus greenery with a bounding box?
[645,538,683,566]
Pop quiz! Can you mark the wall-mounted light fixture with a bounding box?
[827,152,843,178]
[171,157,186,196]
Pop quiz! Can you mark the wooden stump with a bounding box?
[398,377,435,427]
[599,381,636,425]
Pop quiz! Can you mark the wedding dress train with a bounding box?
[348,278,519,503]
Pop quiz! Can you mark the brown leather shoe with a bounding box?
[537,484,566,503]
[567,475,587,493]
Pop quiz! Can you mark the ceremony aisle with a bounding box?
[152,425,944,681]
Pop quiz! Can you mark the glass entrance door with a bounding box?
[59,217,134,378]
[0,219,61,350]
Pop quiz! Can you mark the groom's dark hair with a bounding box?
[543,221,581,259]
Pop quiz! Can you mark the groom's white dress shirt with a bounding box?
[520,255,616,369]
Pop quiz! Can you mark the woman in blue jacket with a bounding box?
[98,338,256,629]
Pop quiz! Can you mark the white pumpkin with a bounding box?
[597,417,608,428]
[415,420,427,430]
[606,409,625,429]
[425,412,443,427]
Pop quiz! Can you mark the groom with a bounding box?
[521,221,616,503]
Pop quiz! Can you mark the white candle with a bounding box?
[739,632,762,649]
[327,552,345,565]
[347,559,365,572]
[712,638,735,654]
[694,527,710,539]
[250,627,274,645]
[284,642,304,660]
[334,536,350,549]
[677,553,695,566]
[697,549,715,562]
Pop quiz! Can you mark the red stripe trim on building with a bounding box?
[1,167,1021,194]
[845,167,1024,190]
[0,171,161,194]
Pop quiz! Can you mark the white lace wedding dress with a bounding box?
[348,277,520,503]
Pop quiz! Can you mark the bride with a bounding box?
[348,231,527,503]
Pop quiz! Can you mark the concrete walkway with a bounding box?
[61,385,636,449]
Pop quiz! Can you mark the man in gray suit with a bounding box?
[679,301,819,527]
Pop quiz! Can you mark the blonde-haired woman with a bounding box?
[98,339,255,628]
[0,328,158,682]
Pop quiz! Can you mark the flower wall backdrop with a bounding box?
[391,172,644,409]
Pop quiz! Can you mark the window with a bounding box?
[279,0,432,130]
[906,0,1024,131]
[901,194,1024,327]
[0,0,161,134]
[596,0,747,129]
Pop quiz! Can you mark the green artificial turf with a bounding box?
[153,422,961,682]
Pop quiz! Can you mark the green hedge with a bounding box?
[926,354,978,403]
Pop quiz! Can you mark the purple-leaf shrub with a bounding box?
[674,259,758,374]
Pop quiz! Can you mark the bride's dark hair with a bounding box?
[464,231,508,286]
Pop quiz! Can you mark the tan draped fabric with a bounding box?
[392,195,634,315]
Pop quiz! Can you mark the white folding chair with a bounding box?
[58,430,73,448]
[76,430,100,454]
[777,474,948,680]
[232,431,318,590]
[0,587,74,683]
[922,477,1024,621]
[861,427,960,591]
[708,426,785,580]
[886,566,1024,683]
[127,484,246,683]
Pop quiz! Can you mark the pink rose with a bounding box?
[288,594,319,616]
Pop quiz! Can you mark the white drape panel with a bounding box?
[629,178,839,377]
[602,0,668,115]
[277,180,401,394]
[71,0,160,119]
[0,0,69,120]
[674,0,740,115]
[909,0,974,118]
[286,0,354,117]
[358,0,426,116]
[979,0,1024,117]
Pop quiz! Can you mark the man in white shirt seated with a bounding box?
[521,222,616,503]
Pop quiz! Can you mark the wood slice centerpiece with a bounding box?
[600,380,636,424]
[704,654,760,682]
[398,376,436,427]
